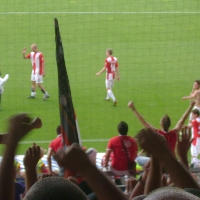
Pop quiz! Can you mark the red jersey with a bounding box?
[26,51,44,75]
[157,130,177,153]
[105,56,118,80]
[49,135,63,153]
[191,118,200,145]
[107,136,138,171]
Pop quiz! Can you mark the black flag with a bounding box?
[54,18,81,147]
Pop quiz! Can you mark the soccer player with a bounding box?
[96,48,120,106]
[0,72,9,110]
[188,109,200,165]
[182,80,200,122]
[22,44,49,100]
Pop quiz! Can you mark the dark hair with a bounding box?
[24,177,87,200]
[118,121,128,135]
[56,126,61,135]
[106,48,113,55]
[192,109,200,116]
[161,115,171,132]
[194,80,200,85]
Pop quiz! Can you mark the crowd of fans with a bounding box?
[1,98,200,200]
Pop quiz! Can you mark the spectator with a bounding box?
[47,125,63,176]
[24,176,87,200]
[128,100,195,154]
[102,121,138,176]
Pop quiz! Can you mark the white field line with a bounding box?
[0,12,200,14]
[19,138,109,144]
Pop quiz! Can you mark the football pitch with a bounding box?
[0,0,200,156]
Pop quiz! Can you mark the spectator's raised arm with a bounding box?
[128,101,157,132]
[176,126,193,169]
[23,143,41,193]
[0,113,42,200]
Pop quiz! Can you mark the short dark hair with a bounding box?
[118,121,128,135]
[194,80,200,85]
[56,126,61,135]
[192,109,200,116]
[106,48,113,55]
[24,177,87,200]
[161,115,171,132]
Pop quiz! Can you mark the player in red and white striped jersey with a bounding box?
[22,44,49,100]
[188,109,200,165]
[96,48,120,106]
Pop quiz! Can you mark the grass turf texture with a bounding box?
[0,1,200,159]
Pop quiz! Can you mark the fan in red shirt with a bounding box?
[47,126,63,175]
[102,121,138,176]
[128,100,195,154]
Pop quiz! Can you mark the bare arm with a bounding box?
[96,66,106,76]
[144,155,161,195]
[47,148,53,173]
[173,101,195,132]
[182,90,198,100]
[128,101,157,131]
[176,126,193,169]
[41,54,45,76]
[129,161,149,199]
[22,48,27,59]
[104,149,112,167]
[56,144,128,200]
[24,144,41,193]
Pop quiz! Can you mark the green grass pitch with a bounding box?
[0,1,200,158]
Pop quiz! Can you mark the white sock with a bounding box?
[45,92,49,96]
[106,92,109,99]
[107,89,116,102]
[31,92,36,97]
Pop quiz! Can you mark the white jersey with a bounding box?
[0,74,9,94]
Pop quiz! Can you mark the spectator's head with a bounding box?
[23,176,87,200]
[118,121,128,136]
[192,109,200,119]
[160,115,171,132]
[40,148,46,158]
[143,187,199,200]
[193,80,200,89]
[56,126,61,135]
[106,48,113,56]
